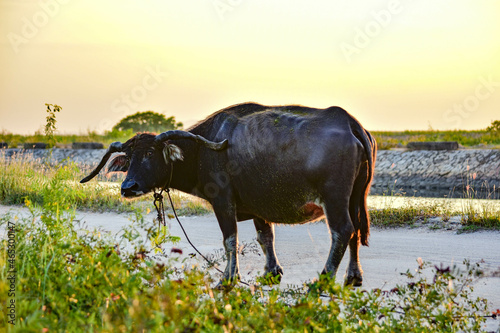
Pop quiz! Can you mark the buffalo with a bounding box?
[81,103,377,287]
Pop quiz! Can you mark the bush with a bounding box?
[0,197,494,331]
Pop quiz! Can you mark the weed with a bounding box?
[44,104,61,148]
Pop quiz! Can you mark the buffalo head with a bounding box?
[80,130,228,197]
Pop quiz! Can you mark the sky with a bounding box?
[1,0,499,134]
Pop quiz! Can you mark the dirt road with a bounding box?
[2,205,499,330]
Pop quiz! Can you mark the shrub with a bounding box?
[0,199,494,331]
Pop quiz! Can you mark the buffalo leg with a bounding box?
[213,206,240,286]
[321,197,355,283]
[345,232,363,286]
[344,170,366,286]
[254,218,283,282]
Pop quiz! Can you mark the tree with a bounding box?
[112,111,183,133]
[486,120,500,133]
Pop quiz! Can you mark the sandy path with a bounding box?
[2,205,499,329]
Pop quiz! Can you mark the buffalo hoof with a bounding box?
[344,274,363,287]
[260,266,284,285]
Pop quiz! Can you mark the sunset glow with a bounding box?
[1,0,499,134]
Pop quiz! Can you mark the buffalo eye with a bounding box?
[145,150,154,158]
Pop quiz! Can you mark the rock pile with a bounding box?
[372,149,500,197]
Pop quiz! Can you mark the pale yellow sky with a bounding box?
[1,0,499,134]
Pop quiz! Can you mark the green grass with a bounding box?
[372,128,500,149]
[0,198,493,331]
[0,128,135,148]
[166,192,213,216]
[0,154,211,215]
[370,200,444,227]
[369,194,500,230]
[0,155,138,213]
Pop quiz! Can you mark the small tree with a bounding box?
[486,120,500,132]
[45,103,61,148]
[112,111,183,133]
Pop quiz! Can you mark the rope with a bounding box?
[153,192,166,228]
[165,189,224,274]
[152,163,250,287]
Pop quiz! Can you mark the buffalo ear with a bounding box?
[106,154,129,173]
[163,144,183,163]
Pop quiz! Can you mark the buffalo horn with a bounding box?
[80,142,123,183]
[154,130,228,151]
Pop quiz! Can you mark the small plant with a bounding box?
[44,103,62,148]
[150,225,180,253]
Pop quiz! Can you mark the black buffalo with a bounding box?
[81,103,377,286]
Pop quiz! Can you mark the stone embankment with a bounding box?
[2,148,499,198]
[371,149,500,197]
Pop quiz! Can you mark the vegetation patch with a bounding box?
[0,156,209,215]
[0,197,496,331]
[372,120,500,150]
[0,156,137,213]
[369,195,500,230]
